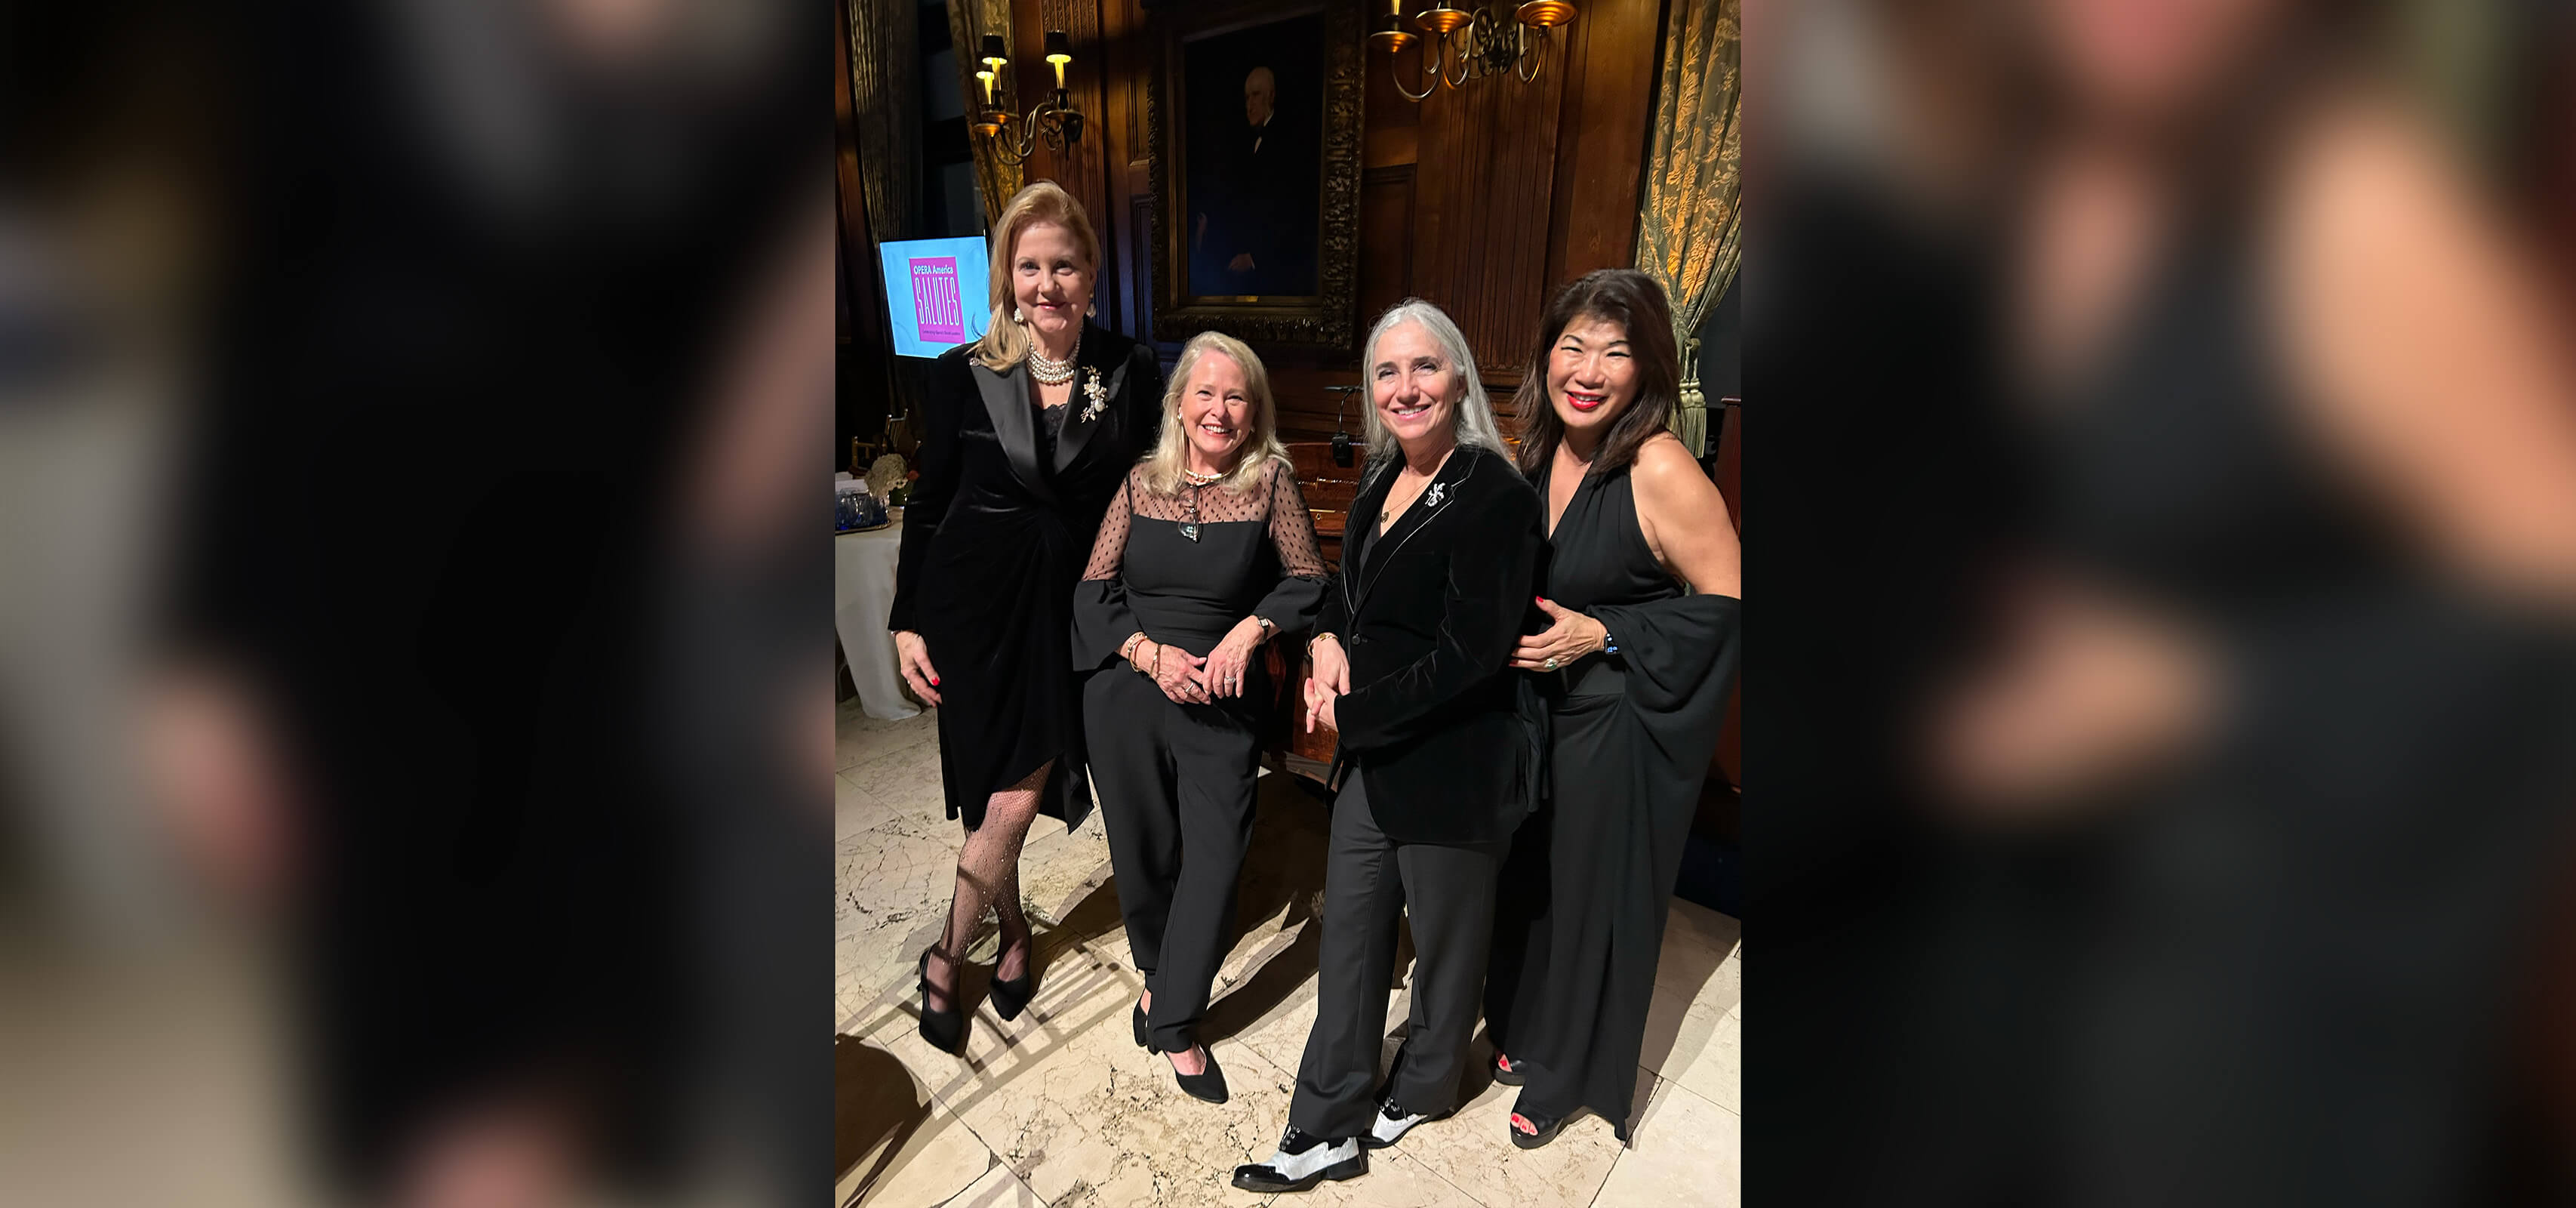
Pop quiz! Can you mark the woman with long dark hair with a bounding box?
[1886,0,2576,1197]
[1480,268,1742,1148]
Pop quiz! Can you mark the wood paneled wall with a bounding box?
[1005,0,1666,444]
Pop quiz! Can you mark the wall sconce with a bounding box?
[1372,1,1574,101]
[972,29,1085,165]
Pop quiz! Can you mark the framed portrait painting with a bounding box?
[1147,0,1363,347]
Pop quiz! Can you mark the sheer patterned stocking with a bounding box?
[922,760,1051,1012]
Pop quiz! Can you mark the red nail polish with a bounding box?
[930,676,940,686]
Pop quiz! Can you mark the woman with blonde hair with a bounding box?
[1073,330,1328,1102]
[888,181,1164,1053]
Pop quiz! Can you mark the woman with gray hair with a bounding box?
[1234,300,1546,1194]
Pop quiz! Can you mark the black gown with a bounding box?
[1984,220,2576,1204]
[887,322,1165,829]
[1482,459,1742,1142]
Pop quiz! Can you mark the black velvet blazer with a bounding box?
[1317,442,1547,844]
[887,322,1164,827]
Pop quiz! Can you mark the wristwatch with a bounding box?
[1253,615,1277,642]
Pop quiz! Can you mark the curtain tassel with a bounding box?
[1673,334,1708,458]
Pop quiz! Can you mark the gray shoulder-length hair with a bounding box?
[1358,298,1509,468]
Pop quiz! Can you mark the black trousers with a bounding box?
[1084,668,1263,1052]
[1289,773,1507,1139]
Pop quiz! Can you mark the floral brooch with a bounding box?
[1079,368,1109,423]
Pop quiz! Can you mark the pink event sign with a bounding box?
[909,257,965,343]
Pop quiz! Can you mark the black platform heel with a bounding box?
[1491,1049,1528,1086]
[989,935,1036,1022]
[1133,1000,1157,1053]
[917,948,966,1054]
[1507,1099,1570,1150]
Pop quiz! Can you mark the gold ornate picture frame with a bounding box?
[1147,0,1363,348]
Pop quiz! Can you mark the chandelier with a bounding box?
[971,30,1085,165]
[1371,2,1576,101]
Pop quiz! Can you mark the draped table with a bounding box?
[835,516,920,720]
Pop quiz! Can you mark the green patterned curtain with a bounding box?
[848,0,919,242]
[1633,0,1741,456]
[945,0,1023,229]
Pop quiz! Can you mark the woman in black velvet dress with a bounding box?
[1481,270,1743,1148]
[888,182,1164,1052]
[1072,331,1328,1104]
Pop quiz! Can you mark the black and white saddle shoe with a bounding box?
[1361,1092,1452,1149]
[1230,1127,1366,1194]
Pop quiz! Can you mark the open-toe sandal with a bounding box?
[1508,1103,1569,1150]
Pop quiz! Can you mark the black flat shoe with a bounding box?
[916,949,965,1054]
[989,941,1036,1021]
[1507,1102,1569,1150]
[1169,1045,1228,1105]
[1491,1049,1528,1086]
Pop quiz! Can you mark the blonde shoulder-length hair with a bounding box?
[1138,331,1292,498]
[971,181,1102,372]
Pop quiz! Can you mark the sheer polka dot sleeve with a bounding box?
[1070,471,1145,670]
[1254,461,1330,638]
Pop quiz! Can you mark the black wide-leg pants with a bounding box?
[1289,773,1507,1140]
[1084,667,1263,1053]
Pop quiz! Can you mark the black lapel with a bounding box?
[1337,459,1396,615]
[1350,448,1481,617]
[1053,325,1121,474]
[970,359,1060,507]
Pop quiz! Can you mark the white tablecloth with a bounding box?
[836,517,919,720]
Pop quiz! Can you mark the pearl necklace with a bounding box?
[1027,328,1081,386]
[1179,467,1227,487]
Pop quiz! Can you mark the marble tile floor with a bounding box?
[836,698,1740,1208]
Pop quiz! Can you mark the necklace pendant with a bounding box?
[1180,522,1200,542]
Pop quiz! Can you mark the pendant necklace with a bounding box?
[1178,467,1224,541]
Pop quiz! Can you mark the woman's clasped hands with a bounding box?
[1133,636,1213,705]
[1302,634,1350,734]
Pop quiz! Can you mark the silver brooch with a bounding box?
[1424,482,1447,509]
[1079,368,1109,423]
